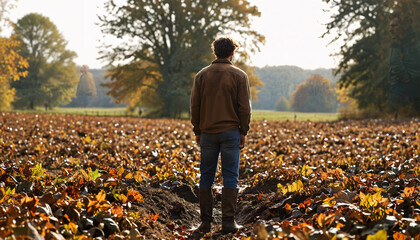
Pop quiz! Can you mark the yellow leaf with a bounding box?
[64,222,78,234]
[84,136,91,144]
[296,180,303,190]
[134,171,143,182]
[125,172,133,179]
[292,182,298,192]
[367,230,387,240]
[323,197,336,207]
[119,194,127,204]
[287,184,292,193]
[360,192,378,209]
[76,201,84,209]
[96,190,106,202]
[301,165,313,177]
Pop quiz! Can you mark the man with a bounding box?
[190,37,251,234]
[389,11,420,118]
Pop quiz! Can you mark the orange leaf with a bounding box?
[118,166,125,177]
[127,189,143,202]
[20,196,39,210]
[119,194,127,204]
[317,213,326,228]
[393,232,406,240]
[403,187,414,198]
[150,213,159,222]
[111,205,124,218]
[108,168,118,176]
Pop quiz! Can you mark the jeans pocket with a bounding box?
[222,129,240,148]
[200,133,217,149]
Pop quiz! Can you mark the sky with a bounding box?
[9,0,338,70]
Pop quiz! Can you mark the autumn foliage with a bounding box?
[0,36,28,110]
[0,113,419,239]
[291,74,336,113]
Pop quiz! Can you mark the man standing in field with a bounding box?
[190,37,251,234]
[389,11,420,118]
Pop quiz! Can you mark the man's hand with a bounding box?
[195,135,201,145]
[240,134,245,149]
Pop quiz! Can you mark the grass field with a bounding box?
[251,110,337,121]
[4,107,338,121]
[7,107,137,117]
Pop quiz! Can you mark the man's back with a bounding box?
[191,59,251,136]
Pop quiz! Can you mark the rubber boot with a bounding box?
[221,188,240,234]
[197,188,213,233]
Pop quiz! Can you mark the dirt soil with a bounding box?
[123,178,280,240]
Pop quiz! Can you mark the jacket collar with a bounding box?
[212,58,232,65]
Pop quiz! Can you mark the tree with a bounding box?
[322,0,420,113]
[275,96,290,112]
[0,0,28,111]
[0,37,29,111]
[99,0,265,117]
[253,66,338,110]
[104,61,162,112]
[291,75,336,113]
[12,13,78,109]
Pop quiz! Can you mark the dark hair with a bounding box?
[212,37,239,59]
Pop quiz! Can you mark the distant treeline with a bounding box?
[253,66,338,110]
[65,69,124,108]
[69,66,338,111]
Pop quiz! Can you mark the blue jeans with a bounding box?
[199,129,241,189]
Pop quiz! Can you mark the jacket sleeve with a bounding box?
[237,75,251,136]
[190,75,201,135]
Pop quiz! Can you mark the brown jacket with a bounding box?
[190,59,251,136]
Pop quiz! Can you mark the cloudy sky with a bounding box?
[9,0,338,69]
